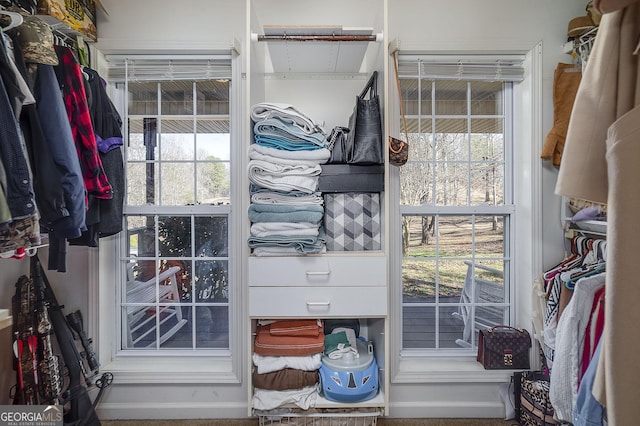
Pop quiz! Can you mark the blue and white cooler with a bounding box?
[319,338,379,403]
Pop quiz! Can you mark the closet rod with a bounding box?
[251,33,383,43]
[565,228,607,239]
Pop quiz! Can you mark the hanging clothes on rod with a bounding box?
[536,235,607,423]
[6,14,86,272]
[68,64,124,248]
[549,265,606,423]
[0,9,123,270]
[0,12,42,257]
[541,236,606,369]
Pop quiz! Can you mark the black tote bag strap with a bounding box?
[346,70,384,165]
[360,71,378,99]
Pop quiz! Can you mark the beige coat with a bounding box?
[555,2,640,424]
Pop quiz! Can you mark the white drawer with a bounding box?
[248,256,386,287]
[249,286,387,317]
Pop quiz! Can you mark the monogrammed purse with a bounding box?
[477,325,531,370]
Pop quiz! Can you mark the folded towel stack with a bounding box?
[248,102,329,256]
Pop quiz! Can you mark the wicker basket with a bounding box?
[567,197,607,216]
[257,409,380,426]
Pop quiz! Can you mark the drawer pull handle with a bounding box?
[305,270,331,276]
[306,301,330,307]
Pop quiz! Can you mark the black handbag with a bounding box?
[346,71,384,165]
[327,126,350,164]
[477,325,532,370]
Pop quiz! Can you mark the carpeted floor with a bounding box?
[102,419,517,425]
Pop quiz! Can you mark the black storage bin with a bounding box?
[319,164,384,193]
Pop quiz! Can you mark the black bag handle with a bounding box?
[327,126,350,150]
[487,325,526,333]
[359,70,378,99]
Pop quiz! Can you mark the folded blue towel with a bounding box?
[255,135,324,151]
[254,117,327,148]
[248,203,324,224]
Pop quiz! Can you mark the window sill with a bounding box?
[100,355,240,384]
[393,356,517,383]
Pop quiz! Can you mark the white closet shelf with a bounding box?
[253,25,382,73]
[36,14,96,42]
[561,196,607,238]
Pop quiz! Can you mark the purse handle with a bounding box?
[327,126,349,150]
[390,51,409,153]
[360,70,378,98]
[487,325,525,333]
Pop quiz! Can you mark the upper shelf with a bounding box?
[561,196,607,238]
[253,25,382,73]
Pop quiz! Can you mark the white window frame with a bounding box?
[389,45,542,383]
[94,52,244,383]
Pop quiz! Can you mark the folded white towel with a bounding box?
[249,143,331,166]
[252,385,319,411]
[251,102,325,135]
[251,222,319,238]
[251,192,323,206]
[252,352,322,374]
[248,159,321,194]
[252,246,326,257]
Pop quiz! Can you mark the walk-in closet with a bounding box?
[1,1,637,425]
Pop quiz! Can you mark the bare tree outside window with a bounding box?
[398,72,514,351]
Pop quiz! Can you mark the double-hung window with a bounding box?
[107,57,234,352]
[397,55,524,353]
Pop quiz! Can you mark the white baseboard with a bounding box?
[97,402,250,420]
[387,400,506,419]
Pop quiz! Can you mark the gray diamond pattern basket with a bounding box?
[323,193,381,251]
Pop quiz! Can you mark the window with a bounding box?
[398,56,523,353]
[108,58,233,352]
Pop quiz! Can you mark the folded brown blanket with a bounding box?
[252,367,319,391]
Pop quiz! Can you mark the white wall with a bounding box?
[95,0,246,54]
[0,0,586,418]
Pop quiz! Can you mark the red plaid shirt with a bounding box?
[54,45,112,200]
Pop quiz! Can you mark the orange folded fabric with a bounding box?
[254,325,324,357]
[269,319,322,337]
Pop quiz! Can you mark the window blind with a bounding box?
[105,56,232,82]
[398,54,525,82]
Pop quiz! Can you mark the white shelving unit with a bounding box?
[245,0,389,420]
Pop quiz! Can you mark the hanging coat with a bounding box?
[555,3,640,424]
